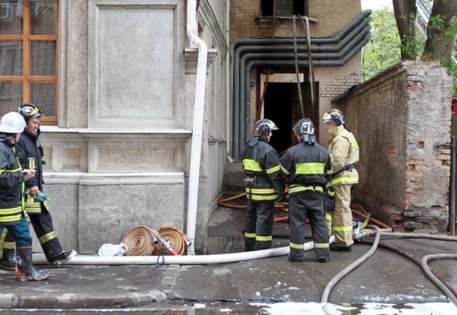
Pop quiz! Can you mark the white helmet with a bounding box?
[0,112,26,133]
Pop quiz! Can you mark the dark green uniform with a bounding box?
[242,136,285,250]
[281,141,331,262]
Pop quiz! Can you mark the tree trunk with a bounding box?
[393,0,417,60]
[422,0,457,62]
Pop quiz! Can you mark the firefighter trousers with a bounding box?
[288,190,329,261]
[332,184,354,247]
[0,203,64,262]
[244,200,274,251]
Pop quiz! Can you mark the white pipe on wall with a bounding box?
[186,0,208,255]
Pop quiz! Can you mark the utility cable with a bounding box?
[292,15,305,118]
[300,15,316,114]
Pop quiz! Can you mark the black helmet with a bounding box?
[255,119,278,139]
[322,109,344,126]
[18,103,42,122]
[293,118,316,144]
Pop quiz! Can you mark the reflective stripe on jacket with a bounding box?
[242,137,285,201]
[16,131,46,213]
[0,138,25,224]
[280,141,332,194]
[328,126,359,186]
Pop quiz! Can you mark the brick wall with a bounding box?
[230,0,361,41]
[320,73,361,98]
[336,62,453,233]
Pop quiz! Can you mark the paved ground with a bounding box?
[0,206,456,310]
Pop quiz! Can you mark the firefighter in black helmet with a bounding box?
[0,104,74,270]
[242,119,285,251]
[280,118,332,262]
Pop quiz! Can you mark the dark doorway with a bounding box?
[263,82,319,155]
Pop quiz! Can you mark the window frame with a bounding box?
[261,0,309,17]
[0,0,59,125]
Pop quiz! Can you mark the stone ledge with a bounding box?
[44,172,185,185]
[41,127,192,139]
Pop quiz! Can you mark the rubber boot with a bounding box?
[15,247,49,281]
[0,249,16,271]
[48,250,75,263]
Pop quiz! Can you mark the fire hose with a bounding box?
[122,226,189,256]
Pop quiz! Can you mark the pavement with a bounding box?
[0,206,456,310]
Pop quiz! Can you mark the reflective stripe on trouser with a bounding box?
[333,184,353,247]
[29,204,63,260]
[244,200,274,251]
[0,227,15,261]
[325,212,332,236]
[288,190,329,261]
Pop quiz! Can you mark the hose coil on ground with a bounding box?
[122,226,158,256]
[152,226,190,256]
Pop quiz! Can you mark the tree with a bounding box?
[422,0,457,61]
[393,0,417,60]
[362,9,402,81]
[393,0,457,62]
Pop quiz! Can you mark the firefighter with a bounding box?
[242,119,285,251]
[0,112,48,281]
[0,104,73,270]
[322,109,359,251]
[281,118,331,263]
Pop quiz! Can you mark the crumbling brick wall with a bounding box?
[336,62,452,233]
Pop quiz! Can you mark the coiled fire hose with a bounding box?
[122,226,189,256]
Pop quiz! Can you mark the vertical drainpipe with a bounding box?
[226,0,232,158]
[186,0,208,255]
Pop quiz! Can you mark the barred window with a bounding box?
[0,0,58,124]
[261,0,308,17]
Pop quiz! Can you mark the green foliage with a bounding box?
[361,9,401,81]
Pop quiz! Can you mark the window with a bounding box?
[261,0,308,17]
[0,0,59,124]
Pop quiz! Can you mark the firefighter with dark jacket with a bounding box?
[0,112,48,281]
[242,119,285,251]
[280,118,332,263]
[0,104,73,270]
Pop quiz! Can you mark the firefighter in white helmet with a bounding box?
[322,109,359,251]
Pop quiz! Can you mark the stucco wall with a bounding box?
[34,0,229,253]
[337,62,452,232]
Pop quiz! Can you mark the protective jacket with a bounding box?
[0,135,24,224]
[328,126,359,186]
[280,141,332,261]
[280,141,332,194]
[242,137,284,201]
[16,131,46,213]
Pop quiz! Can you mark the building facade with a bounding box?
[0,0,370,253]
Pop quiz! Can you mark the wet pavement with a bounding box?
[0,206,456,311]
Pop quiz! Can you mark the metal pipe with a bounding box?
[451,136,456,235]
[232,10,371,51]
[231,13,371,156]
[240,33,370,145]
[186,0,208,255]
[232,20,370,132]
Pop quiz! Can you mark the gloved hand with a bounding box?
[34,192,48,203]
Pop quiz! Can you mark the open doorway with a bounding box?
[263,82,319,154]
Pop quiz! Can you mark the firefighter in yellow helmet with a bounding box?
[322,109,359,251]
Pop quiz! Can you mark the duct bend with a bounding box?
[186,0,208,255]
